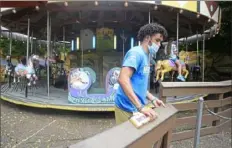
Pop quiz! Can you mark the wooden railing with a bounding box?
[69,104,178,148]
[159,80,232,141]
[69,80,231,148]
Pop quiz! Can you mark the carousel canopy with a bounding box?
[1,1,220,41]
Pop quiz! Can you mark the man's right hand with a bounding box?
[140,107,158,120]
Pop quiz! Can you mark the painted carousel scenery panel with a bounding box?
[161,1,197,13]
[200,1,220,22]
[68,67,121,105]
[96,28,114,51]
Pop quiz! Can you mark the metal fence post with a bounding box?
[193,97,204,148]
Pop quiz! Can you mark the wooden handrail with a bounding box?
[69,104,177,148]
[160,80,232,97]
[161,80,232,88]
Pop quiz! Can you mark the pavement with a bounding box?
[1,100,231,148]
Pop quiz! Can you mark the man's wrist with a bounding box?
[151,97,159,103]
[136,104,144,112]
[152,97,159,101]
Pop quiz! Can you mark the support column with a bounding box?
[196,31,199,65]
[31,31,33,54]
[202,26,205,82]
[63,26,66,60]
[26,17,30,65]
[47,11,51,97]
[176,13,179,52]
[9,31,12,55]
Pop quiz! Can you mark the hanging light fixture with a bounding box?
[95,1,99,6]
[35,5,40,11]
[64,1,68,7]
[197,13,200,18]
[154,5,158,10]
[124,1,128,7]
[179,9,183,14]
[208,18,211,22]
[12,9,16,14]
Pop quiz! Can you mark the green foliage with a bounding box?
[38,46,46,56]
[0,37,27,56]
[57,44,71,54]
[207,2,232,54]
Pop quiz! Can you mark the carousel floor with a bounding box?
[0,82,115,111]
[0,81,203,112]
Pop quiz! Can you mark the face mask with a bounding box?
[148,42,160,55]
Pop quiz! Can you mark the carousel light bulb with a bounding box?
[154,5,158,10]
[35,5,40,11]
[179,9,183,14]
[124,1,128,7]
[213,34,215,37]
[64,1,68,7]
[197,13,200,18]
[95,1,98,6]
[12,9,16,14]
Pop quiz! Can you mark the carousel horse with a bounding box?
[14,54,40,86]
[155,59,189,81]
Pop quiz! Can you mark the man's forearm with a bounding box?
[119,78,142,109]
[146,91,158,101]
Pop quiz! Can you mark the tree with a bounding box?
[0,37,27,57]
[205,2,232,54]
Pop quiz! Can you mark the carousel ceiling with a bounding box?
[1,1,219,41]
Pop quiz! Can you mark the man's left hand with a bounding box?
[152,99,166,108]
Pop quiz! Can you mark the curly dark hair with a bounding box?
[137,23,168,41]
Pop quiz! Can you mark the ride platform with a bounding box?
[0,82,115,112]
[1,81,203,112]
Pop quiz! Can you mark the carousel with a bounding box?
[0,1,221,111]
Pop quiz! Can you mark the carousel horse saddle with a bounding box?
[168,59,185,68]
[15,64,35,74]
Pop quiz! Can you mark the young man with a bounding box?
[167,39,185,82]
[114,23,167,125]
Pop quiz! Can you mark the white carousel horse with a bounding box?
[14,54,40,86]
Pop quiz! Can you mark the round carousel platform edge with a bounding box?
[0,95,115,112]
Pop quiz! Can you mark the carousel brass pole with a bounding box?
[63,26,65,60]
[176,12,179,52]
[50,16,52,56]
[26,17,30,65]
[47,11,50,98]
[196,31,199,65]
[9,31,12,55]
[202,26,205,82]
[0,7,1,38]
[81,39,83,67]
[25,17,30,98]
[31,31,33,54]
[185,37,188,52]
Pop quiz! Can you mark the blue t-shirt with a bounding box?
[115,46,150,113]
